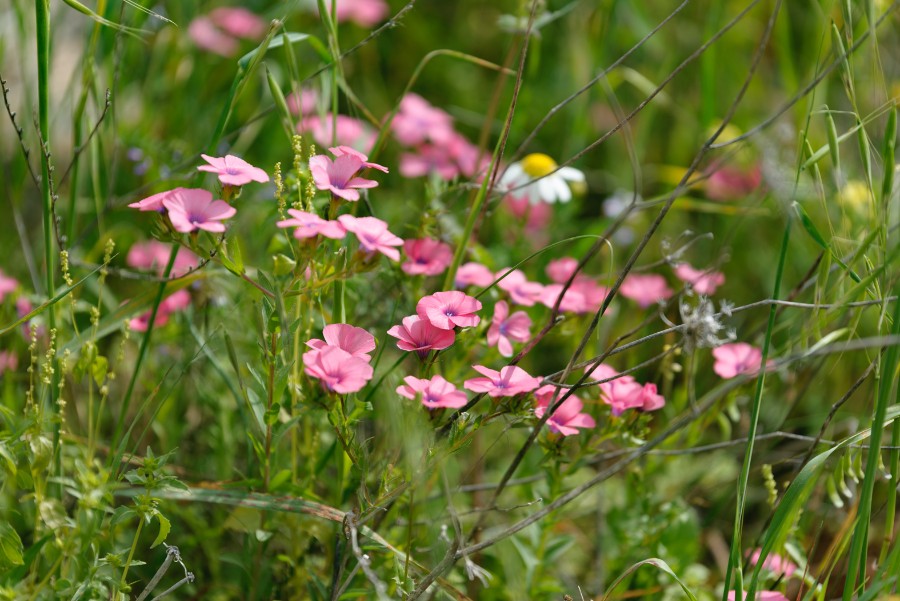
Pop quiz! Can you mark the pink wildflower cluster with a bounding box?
[392,94,486,181]
[310,146,387,202]
[534,385,596,436]
[464,365,540,398]
[397,375,467,409]
[585,363,665,416]
[129,290,191,332]
[387,291,481,358]
[303,324,375,394]
[127,241,198,278]
[188,7,267,57]
[493,259,608,316]
[619,273,674,308]
[290,90,376,152]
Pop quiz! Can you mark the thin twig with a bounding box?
[0,74,40,187]
[59,88,112,186]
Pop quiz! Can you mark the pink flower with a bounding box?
[455,262,495,288]
[619,273,674,308]
[546,257,579,283]
[600,377,646,416]
[16,297,43,340]
[399,146,460,180]
[163,189,237,233]
[337,215,403,261]
[188,16,239,56]
[208,7,266,39]
[306,324,376,362]
[387,315,456,357]
[749,549,798,578]
[534,385,596,435]
[464,365,541,398]
[487,301,532,357]
[309,154,378,201]
[128,187,190,212]
[320,0,389,27]
[0,351,18,376]
[674,263,725,295]
[0,270,19,302]
[726,592,789,601]
[640,383,666,411]
[198,154,269,186]
[397,375,468,409]
[402,238,453,276]
[496,269,544,306]
[713,342,765,379]
[447,132,488,178]
[276,209,346,240]
[299,114,375,152]
[287,89,318,116]
[127,241,198,278]
[129,290,191,332]
[539,280,608,314]
[706,163,762,201]
[504,195,552,232]
[303,346,373,394]
[416,291,482,330]
[329,146,388,173]
[391,94,455,147]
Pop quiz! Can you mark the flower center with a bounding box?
[188,213,204,224]
[225,167,241,176]
[521,153,558,178]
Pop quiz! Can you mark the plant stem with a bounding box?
[120,517,145,590]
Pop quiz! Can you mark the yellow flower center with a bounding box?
[520,153,559,178]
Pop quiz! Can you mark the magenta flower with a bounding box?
[748,549,797,578]
[619,273,674,308]
[127,241,198,278]
[303,346,373,394]
[276,209,346,240]
[539,281,608,314]
[299,114,375,151]
[397,375,468,409]
[546,257,579,283]
[402,238,453,276]
[534,385,596,436]
[208,7,266,39]
[306,324,376,362]
[496,269,544,306]
[447,131,488,178]
[198,154,269,186]
[0,269,19,302]
[162,189,237,233]
[726,592,788,601]
[487,301,532,357]
[329,146,388,173]
[706,163,762,201]
[387,315,456,357]
[0,351,18,377]
[455,262,495,288]
[399,146,460,181]
[674,263,725,295]
[464,365,541,398]
[416,291,482,330]
[129,290,191,332]
[600,378,646,416]
[712,342,765,379]
[391,93,455,147]
[128,187,190,212]
[640,383,666,412]
[338,215,403,261]
[309,154,378,201]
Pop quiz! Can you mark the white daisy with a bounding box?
[499,153,585,204]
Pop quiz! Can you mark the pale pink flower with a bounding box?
[0,351,18,376]
[640,383,666,411]
[303,346,373,394]
[399,146,460,180]
[534,385,596,436]
[455,262,495,288]
[447,132,488,178]
[0,270,19,302]
[505,195,552,232]
[337,215,403,261]
[749,549,798,578]
[299,114,375,151]
[188,16,239,56]
[619,273,674,308]
[496,269,544,306]
[416,291,482,330]
[208,7,266,39]
[397,375,468,409]
[320,0,389,27]
[391,94,455,147]
[309,154,378,201]
[487,301,532,357]
[584,362,622,386]
[306,324,376,362]
[329,146,388,173]
[402,238,453,276]
[706,163,762,201]
[276,209,346,240]
[539,280,608,314]
[546,257,579,283]
[726,592,789,601]
[713,342,765,379]
[464,365,541,398]
[163,189,237,233]
[600,378,646,416]
[198,154,269,186]
[127,241,198,278]
[387,315,456,357]
[674,263,725,295]
[128,187,190,212]
[287,89,318,116]
[129,290,191,332]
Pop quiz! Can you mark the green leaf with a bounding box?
[238,32,309,70]
[792,201,861,283]
[91,355,108,387]
[151,514,171,548]
[0,522,24,567]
